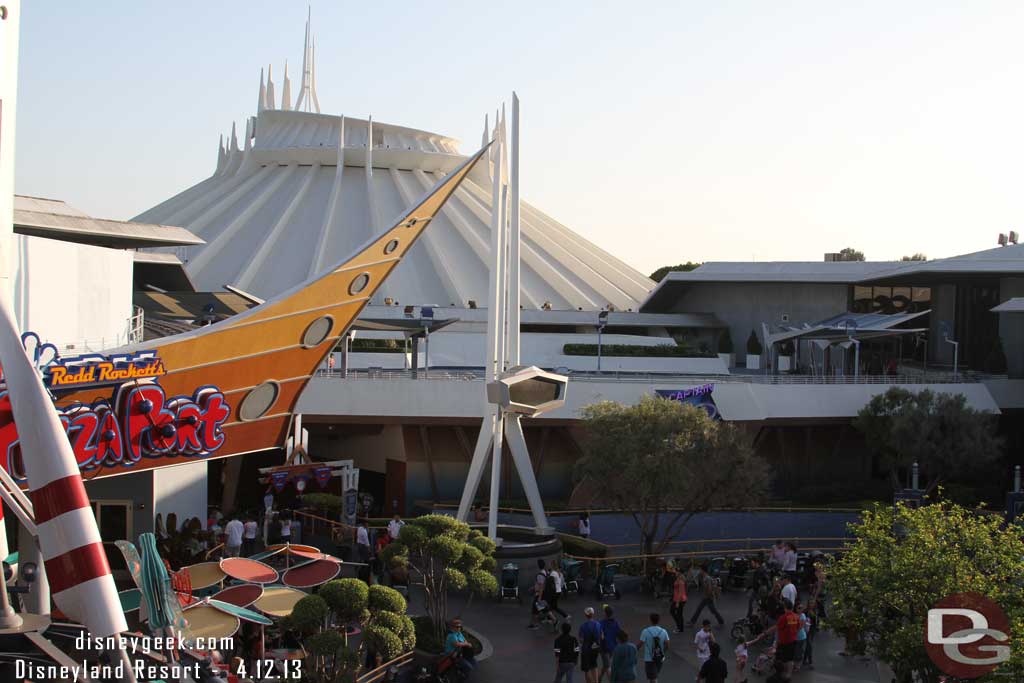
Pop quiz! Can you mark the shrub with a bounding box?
[367,584,407,615]
[563,343,715,358]
[717,329,734,354]
[302,493,343,517]
[746,330,762,355]
[289,594,329,634]
[558,533,608,559]
[319,578,368,623]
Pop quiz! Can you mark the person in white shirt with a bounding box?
[387,514,405,540]
[242,515,259,556]
[769,540,786,570]
[781,576,798,608]
[224,517,244,557]
[782,543,798,578]
[578,512,591,539]
[356,522,371,563]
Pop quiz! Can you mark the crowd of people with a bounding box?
[519,538,827,683]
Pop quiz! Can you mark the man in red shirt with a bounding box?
[750,598,800,680]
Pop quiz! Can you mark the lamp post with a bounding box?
[597,310,609,371]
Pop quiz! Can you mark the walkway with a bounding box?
[420,587,887,683]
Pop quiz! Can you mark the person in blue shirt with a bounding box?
[638,613,670,683]
[578,607,603,683]
[599,604,622,682]
[443,618,476,677]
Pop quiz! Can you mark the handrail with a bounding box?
[565,544,850,563]
[319,368,997,385]
[433,503,864,515]
[599,536,849,549]
[355,651,415,683]
[205,543,224,560]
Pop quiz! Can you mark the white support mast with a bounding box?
[457,95,558,540]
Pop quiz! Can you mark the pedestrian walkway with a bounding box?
[431,584,885,682]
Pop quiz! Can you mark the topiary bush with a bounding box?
[319,578,368,624]
[746,330,762,355]
[381,514,498,643]
[717,329,734,354]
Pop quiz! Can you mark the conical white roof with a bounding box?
[135,51,652,311]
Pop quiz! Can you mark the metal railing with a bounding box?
[317,367,992,385]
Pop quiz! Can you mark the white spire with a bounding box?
[482,113,489,148]
[230,122,239,152]
[266,64,276,110]
[216,134,226,174]
[311,35,321,113]
[281,60,292,110]
[295,7,320,113]
[258,68,266,113]
[244,118,253,151]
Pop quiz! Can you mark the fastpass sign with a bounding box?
[0,350,231,484]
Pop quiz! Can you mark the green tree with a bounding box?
[837,247,865,261]
[853,387,1003,491]
[830,501,1024,682]
[900,253,927,261]
[574,396,771,560]
[381,515,497,642]
[649,262,701,282]
[285,579,414,682]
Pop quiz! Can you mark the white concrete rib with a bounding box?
[522,201,653,298]
[187,164,299,273]
[309,151,346,278]
[390,167,464,306]
[454,182,591,310]
[185,165,276,235]
[236,163,320,289]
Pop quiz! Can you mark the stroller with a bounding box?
[726,555,751,590]
[595,563,621,600]
[731,608,767,642]
[499,563,521,603]
[561,558,583,595]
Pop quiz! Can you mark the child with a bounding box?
[694,620,715,670]
[735,641,750,683]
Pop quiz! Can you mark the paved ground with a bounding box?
[412,586,888,683]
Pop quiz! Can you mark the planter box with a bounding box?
[777,355,792,372]
[718,353,735,368]
[746,354,761,370]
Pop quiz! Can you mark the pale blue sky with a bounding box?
[14,1,1024,274]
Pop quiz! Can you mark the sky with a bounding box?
[13,1,1024,276]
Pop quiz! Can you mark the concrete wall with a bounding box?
[298,376,1001,422]
[154,461,209,524]
[85,470,154,541]
[339,332,728,374]
[665,282,849,361]
[11,234,134,352]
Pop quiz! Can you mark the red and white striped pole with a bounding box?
[0,300,127,638]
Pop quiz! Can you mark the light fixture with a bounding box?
[486,366,568,417]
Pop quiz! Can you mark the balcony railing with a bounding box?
[315,367,1000,385]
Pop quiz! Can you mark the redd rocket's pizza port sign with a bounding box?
[0,349,231,484]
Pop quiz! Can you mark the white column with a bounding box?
[0,0,22,295]
[487,414,504,540]
[507,93,522,366]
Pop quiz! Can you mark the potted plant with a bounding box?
[777,340,795,372]
[717,330,735,368]
[746,330,762,370]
